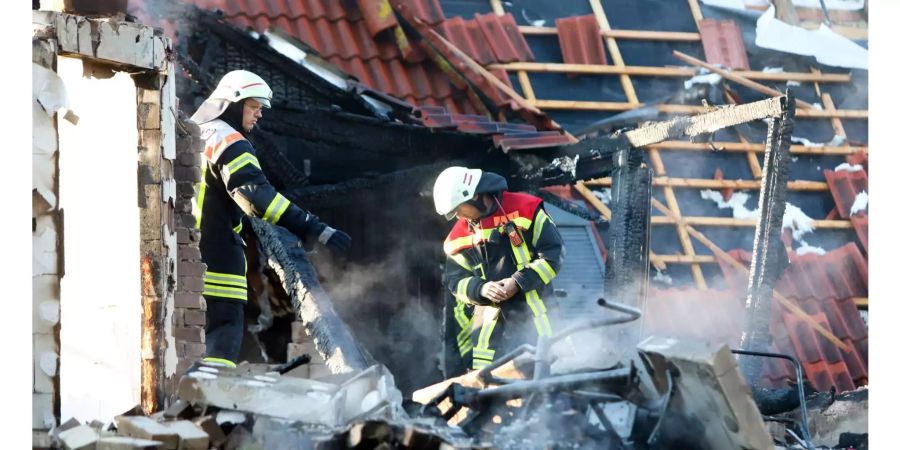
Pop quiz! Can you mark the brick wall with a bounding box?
[170,113,207,387]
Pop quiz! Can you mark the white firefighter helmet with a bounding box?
[433,166,483,220]
[190,70,273,124]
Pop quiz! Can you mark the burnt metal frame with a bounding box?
[731,349,813,449]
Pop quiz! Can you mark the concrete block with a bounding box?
[174,294,203,309]
[176,261,205,278]
[114,416,179,450]
[58,425,99,450]
[308,363,332,380]
[33,332,58,393]
[184,343,206,358]
[33,430,53,449]
[33,214,58,276]
[96,437,164,450]
[33,393,55,429]
[183,310,206,326]
[162,400,194,421]
[291,321,309,343]
[291,342,325,364]
[178,277,204,293]
[193,416,226,448]
[173,327,204,343]
[282,364,310,379]
[178,246,201,262]
[33,275,60,333]
[162,420,209,450]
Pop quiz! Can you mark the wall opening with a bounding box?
[57,56,142,422]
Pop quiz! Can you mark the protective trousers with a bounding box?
[200,237,247,367]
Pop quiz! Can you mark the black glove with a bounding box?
[317,226,351,253]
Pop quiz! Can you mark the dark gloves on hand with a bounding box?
[317,226,351,253]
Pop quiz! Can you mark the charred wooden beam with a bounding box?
[740,93,796,385]
[248,218,368,373]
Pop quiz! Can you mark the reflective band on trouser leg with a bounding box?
[193,166,208,229]
[525,290,552,337]
[262,193,291,225]
[472,306,500,370]
[509,240,553,337]
[454,299,473,356]
[203,270,248,301]
[202,357,236,368]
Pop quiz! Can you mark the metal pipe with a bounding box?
[476,368,632,401]
[549,298,642,345]
[731,349,813,449]
[476,344,535,385]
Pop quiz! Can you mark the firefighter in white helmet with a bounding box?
[190,70,351,367]
[434,166,565,374]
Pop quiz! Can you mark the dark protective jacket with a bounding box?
[194,119,325,302]
[442,191,565,371]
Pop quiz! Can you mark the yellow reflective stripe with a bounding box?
[262,193,290,224]
[202,357,237,368]
[204,271,247,287]
[533,209,549,247]
[471,308,500,369]
[456,277,474,303]
[443,228,495,255]
[512,216,532,230]
[459,341,474,357]
[193,165,208,229]
[233,221,243,234]
[449,253,472,272]
[473,358,492,369]
[510,241,529,270]
[528,258,557,284]
[225,152,261,175]
[525,290,552,336]
[202,285,248,300]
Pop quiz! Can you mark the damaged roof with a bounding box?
[129,0,868,393]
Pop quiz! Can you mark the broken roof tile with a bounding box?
[851,215,868,254]
[556,15,608,66]
[824,168,868,219]
[699,19,750,70]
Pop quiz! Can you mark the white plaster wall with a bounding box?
[57,56,142,423]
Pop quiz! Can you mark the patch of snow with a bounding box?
[850,191,868,215]
[593,188,612,205]
[786,80,802,87]
[812,103,823,110]
[756,6,868,70]
[762,67,784,73]
[783,203,817,240]
[835,163,864,173]
[217,412,247,426]
[791,136,825,148]
[700,190,758,220]
[792,0,864,10]
[700,189,817,240]
[198,366,219,373]
[652,269,672,285]
[530,19,547,27]
[245,380,269,388]
[795,242,826,256]
[791,156,799,163]
[684,72,723,89]
[817,166,822,171]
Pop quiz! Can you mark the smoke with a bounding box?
[312,250,444,395]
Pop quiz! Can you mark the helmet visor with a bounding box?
[252,97,271,108]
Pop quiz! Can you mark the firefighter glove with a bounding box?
[317,226,352,253]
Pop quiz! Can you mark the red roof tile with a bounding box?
[824,168,868,219]
[699,19,750,70]
[556,15,608,66]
